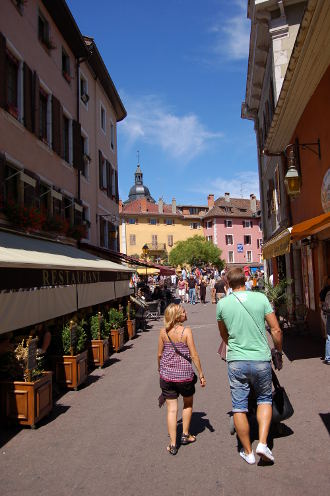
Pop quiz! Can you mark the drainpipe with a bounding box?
[76,57,81,201]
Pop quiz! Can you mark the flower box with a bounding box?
[126,319,136,340]
[89,339,109,368]
[110,328,125,352]
[54,350,88,390]
[0,371,52,428]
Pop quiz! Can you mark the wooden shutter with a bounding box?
[98,150,103,189]
[72,120,82,169]
[23,62,33,132]
[106,161,111,197]
[52,95,62,156]
[33,72,40,137]
[0,152,6,202]
[108,162,113,196]
[115,169,119,202]
[0,33,6,108]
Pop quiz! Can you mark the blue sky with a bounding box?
[67,0,258,205]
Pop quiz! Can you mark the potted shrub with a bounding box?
[126,301,136,340]
[0,336,52,428]
[108,308,125,352]
[89,312,110,368]
[54,320,88,390]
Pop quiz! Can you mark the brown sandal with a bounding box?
[167,444,178,455]
[181,434,196,445]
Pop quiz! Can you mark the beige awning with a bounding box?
[262,228,292,260]
[0,231,132,272]
[291,213,330,241]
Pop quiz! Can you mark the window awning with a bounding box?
[262,228,292,260]
[0,231,132,272]
[291,213,330,241]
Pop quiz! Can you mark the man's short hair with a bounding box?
[227,268,246,290]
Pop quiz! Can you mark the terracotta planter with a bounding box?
[89,339,109,368]
[54,350,88,390]
[0,371,52,428]
[127,319,136,340]
[110,327,125,352]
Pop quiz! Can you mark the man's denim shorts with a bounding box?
[227,361,272,413]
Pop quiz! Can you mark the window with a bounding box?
[53,196,62,217]
[81,134,89,178]
[62,115,70,163]
[206,235,213,242]
[247,251,252,262]
[190,222,200,229]
[63,196,73,223]
[80,73,89,105]
[206,220,213,229]
[152,235,158,246]
[100,104,106,132]
[257,239,263,249]
[99,151,107,190]
[224,219,232,228]
[128,218,136,224]
[225,234,233,245]
[112,169,116,196]
[82,206,90,240]
[38,11,50,45]
[168,235,173,247]
[130,234,136,246]
[6,52,19,118]
[39,89,48,141]
[244,235,251,245]
[149,219,157,225]
[259,221,262,231]
[39,183,50,214]
[228,251,234,263]
[110,122,115,149]
[62,49,70,83]
[165,219,173,225]
[243,220,252,228]
[189,207,198,215]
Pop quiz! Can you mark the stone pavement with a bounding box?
[0,294,329,496]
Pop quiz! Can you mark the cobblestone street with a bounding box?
[1,296,329,496]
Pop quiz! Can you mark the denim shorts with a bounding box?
[227,361,272,413]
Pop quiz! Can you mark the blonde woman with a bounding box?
[158,304,206,455]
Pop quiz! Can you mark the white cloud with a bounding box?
[119,94,223,163]
[191,170,260,199]
[209,1,250,62]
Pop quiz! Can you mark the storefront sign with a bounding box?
[237,244,243,253]
[321,168,330,213]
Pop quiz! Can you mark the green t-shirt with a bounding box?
[216,291,273,362]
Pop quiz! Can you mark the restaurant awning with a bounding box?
[262,228,292,260]
[136,267,160,276]
[291,213,330,241]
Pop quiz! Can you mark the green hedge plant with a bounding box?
[108,308,125,330]
[62,320,87,355]
[90,314,110,340]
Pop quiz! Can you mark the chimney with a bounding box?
[141,198,147,212]
[207,194,214,210]
[158,198,163,214]
[118,199,123,213]
[225,192,230,202]
[172,198,176,214]
[250,194,257,213]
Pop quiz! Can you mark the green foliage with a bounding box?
[62,320,87,355]
[262,278,292,313]
[90,315,109,340]
[108,308,125,329]
[169,235,225,269]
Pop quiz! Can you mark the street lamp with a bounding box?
[284,146,301,197]
[142,243,149,280]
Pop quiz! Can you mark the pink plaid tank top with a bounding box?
[159,328,194,383]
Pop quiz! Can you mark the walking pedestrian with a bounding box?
[320,275,330,365]
[216,267,283,464]
[200,277,207,305]
[178,276,186,304]
[188,275,197,304]
[214,276,227,302]
[158,304,206,455]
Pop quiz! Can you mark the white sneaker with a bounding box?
[239,449,255,464]
[256,443,274,462]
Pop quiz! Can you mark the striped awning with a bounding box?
[262,228,292,260]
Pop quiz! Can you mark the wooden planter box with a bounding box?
[89,339,109,368]
[0,371,53,428]
[54,350,88,390]
[110,327,125,352]
[127,319,136,340]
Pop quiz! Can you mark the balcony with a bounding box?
[146,243,166,252]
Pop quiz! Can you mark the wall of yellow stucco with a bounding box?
[120,216,203,257]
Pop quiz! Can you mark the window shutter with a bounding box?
[23,63,33,132]
[108,162,113,196]
[0,33,6,108]
[72,120,82,169]
[115,169,119,202]
[0,152,6,201]
[98,150,103,189]
[33,72,40,137]
[106,161,111,197]
[52,95,62,155]
[100,217,105,247]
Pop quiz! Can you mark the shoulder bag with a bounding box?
[232,292,294,423]
[166,331,198,385]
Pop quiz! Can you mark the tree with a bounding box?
[169,235,225,269]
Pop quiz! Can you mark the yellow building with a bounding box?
[119,165,208,261]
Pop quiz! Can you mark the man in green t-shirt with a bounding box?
[217,268,282,465]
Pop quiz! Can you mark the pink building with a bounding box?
[203,193,262,267]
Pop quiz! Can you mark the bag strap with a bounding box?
[231,292,269,347]
[271,368,282,389]
[166,329,192,364]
